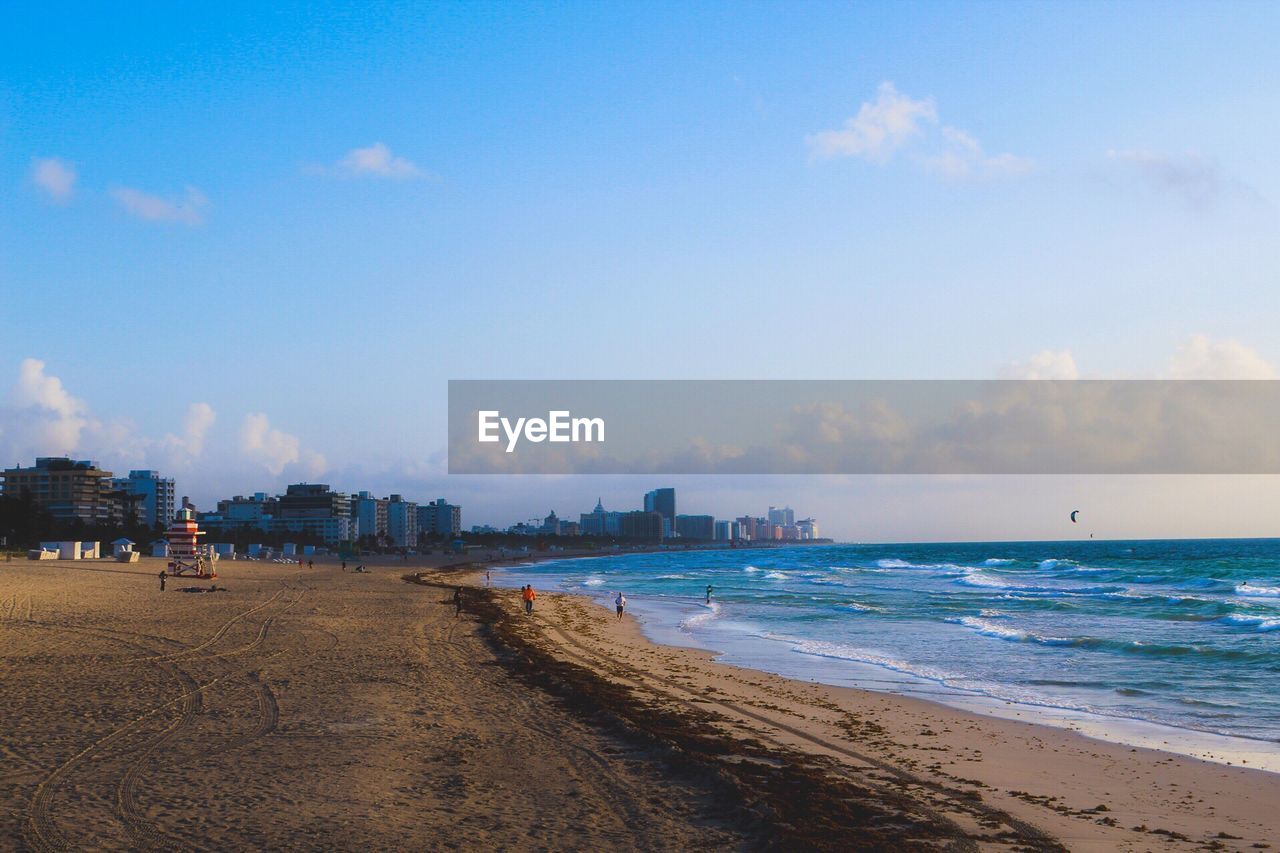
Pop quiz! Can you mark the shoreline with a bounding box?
[488,550,1280,774]
[446,566,1280,850]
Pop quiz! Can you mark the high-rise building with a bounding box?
[112,470,176,528]
[713,519,734,541]
[275,483,353,542]
[542,510,562,536]
[386,494,418,548]
[796,518,820,540]
[643,488,675,535]
[620,510,664,540]
[352,491,388,540]
[1,457,126,525]
[768,506,795,527]
[417,498,461,537]
[675,514,715,540]
[580,498,625,536]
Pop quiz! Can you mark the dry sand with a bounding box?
[502,584,1280,852]
[1,555,740,851]
[6,551,1280,852]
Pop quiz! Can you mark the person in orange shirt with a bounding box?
[522,584,536,615]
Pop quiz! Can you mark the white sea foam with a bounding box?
[680,601,721,631]
[1222,613,1280,631]
[983,558,1014,565]
[956,569,1010,589]
[582,576,606,587]
[844,601,883,613]
[743,565,760,574]
[947,616,1076,645]
[875,558,964,572]
[764,571,789,581]
[764,635,957,682]
[1236,583,1280,598]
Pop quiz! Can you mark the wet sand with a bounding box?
[486,581,1280,852]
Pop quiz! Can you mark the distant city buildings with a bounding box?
[768,506,795,527]
[579,498,623,536]
[352,491,388,541]
[198,484,461,546]
[620,510,664,540]
[1,457,131,526]
[1,455,816,547]
[500,486,821,544]
[675,514,715,540]
[418,498,461,537]
[113,470,177,528]
[644,488,676,538]
[386,494,418,548]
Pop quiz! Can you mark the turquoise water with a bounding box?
[501,540,1280,747]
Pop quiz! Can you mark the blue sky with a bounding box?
[3,2,1279,537]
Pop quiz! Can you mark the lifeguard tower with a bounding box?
[165,508,216,578]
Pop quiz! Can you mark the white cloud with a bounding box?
[1001,337,1277,381]
[1003,349,1080,380]
[925,126,1035,182]
[7,358,92,454]
[182,402,216,454]
[335,142,425,178]
[807,84,1031,182]
[238,413,326,477]
[158,402,217,464]
[110,185,208,225]
[806,82,937,163]
[31,157,77,201]
[300,449,329,479]
[1167,334,1277,379]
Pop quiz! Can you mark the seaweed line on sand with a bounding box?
[405,570,1064,853]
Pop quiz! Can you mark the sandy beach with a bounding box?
[1,555,744,851]
[4,553,1279,852]
[464,572,1280,852]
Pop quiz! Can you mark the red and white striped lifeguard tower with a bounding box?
[166,507,216,578]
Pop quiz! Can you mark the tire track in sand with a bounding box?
[23,589,301,852]
[114,590,304,848]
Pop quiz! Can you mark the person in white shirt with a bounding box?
[614,592,626,621]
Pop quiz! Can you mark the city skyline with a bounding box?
[1,455,818,546]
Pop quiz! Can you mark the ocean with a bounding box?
[497,540,1280,767]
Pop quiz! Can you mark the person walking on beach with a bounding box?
[158,570,167,592]
[706,584,713,604]
[615,592,626,621]
[485,571,491,588]
[522,584,536,615]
